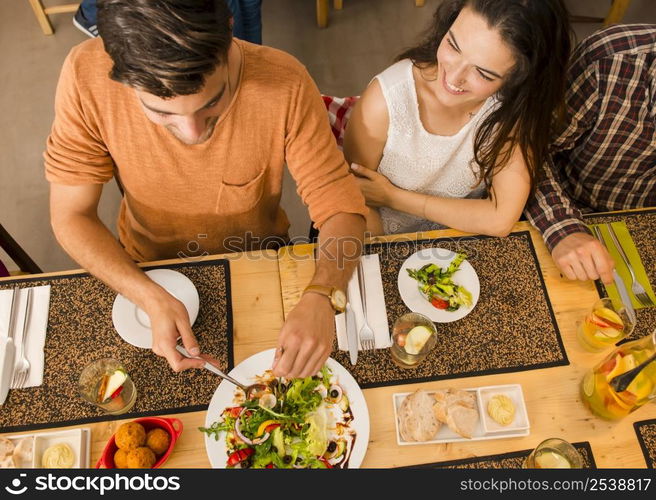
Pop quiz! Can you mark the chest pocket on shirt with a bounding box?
[216,167,267,215]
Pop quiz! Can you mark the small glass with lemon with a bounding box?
[581,331,656,420]
[577,298,635,352]
[390,312,437,369]
[523,438,583,469]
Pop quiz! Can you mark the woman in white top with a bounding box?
[344,0,572,236]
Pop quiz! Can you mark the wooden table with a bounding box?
[2,220,655,468]
[277,221,656,468]
[0,249,285,468]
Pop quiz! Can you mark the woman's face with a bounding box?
[435,6,515,108]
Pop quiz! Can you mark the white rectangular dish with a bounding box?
[4,428,90,468]
[393,384,530,446]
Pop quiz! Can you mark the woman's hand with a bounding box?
[351,164,396,208]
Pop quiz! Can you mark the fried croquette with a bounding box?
[145,428,170,456]
[126,446,156,468]
[113,448,128,468]
[115,422,146,450]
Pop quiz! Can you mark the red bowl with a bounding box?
[95,417,183,469]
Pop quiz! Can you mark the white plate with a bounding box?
[112,269,199,349]
[4,428,90,468]
[397,248,480,323]
[393,384,529,445]
[204,348,370,468]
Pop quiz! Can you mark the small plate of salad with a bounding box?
[201,349,369,469]
[397,248,480,323]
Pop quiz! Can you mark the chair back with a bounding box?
[322,95,359,150]
[0,223,42,275]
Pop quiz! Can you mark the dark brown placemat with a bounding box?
[397,442,596,469]
[0,259,232,433]
[585,209,656,344]
[634,418,656,468]
[330,231,568,389]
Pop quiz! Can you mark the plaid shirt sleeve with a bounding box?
[525,157,590,251]
[525,51,600,251]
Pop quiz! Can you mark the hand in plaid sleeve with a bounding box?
[526,160,614,283]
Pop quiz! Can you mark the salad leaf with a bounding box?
[407,252,472,311]
[200,368,353,469]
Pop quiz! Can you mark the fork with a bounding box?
[12,288,32,389]
[356,259,376,351]
[605,224,654,307]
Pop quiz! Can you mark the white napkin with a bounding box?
[335,254,391,350]
[0,286,50,388]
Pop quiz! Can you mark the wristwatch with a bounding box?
[302,284,347,313]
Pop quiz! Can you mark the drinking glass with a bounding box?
[577,298,635,352]
[78,358,137,415]
[389,312,437,369]
[523,438,583,469]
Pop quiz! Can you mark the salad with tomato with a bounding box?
[200,367,355,469]
[407,252,473,312]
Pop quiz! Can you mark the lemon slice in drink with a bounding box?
[535,450,571,469]
[582,372,595,398]
[404,326,433,355]
[594,307,624,327]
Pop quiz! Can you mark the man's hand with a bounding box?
[143,287,206,372]
[272,293,335,378]
[551,232,615,284]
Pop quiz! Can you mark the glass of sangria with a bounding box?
[577,298,635,352]
[78,358,137,415]
[581,331,656,420]
[389,312,437,369]
[523,438,583,469]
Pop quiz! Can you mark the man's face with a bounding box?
[135,63,231,145]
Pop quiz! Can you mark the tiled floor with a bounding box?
[1,0,655,272]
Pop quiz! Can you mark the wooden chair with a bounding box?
[28,0,80,35]
[570,0,632,26]
[317,0,426,29]
[0,223,42,275]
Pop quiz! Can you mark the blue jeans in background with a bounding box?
[81,0,262,45]
[79,0,97,24]
[226,0,263,45]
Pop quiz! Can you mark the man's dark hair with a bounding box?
[97,0,232,98]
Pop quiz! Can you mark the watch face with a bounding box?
[333,289,347,311]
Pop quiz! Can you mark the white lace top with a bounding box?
[375,59,497,235]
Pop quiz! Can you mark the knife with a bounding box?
[0,288,19,405]
[590,226,637,325]
[345,303,358,366]
[612,269,637,325]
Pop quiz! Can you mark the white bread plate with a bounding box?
[2,428,90,468]
[393,384,529,446]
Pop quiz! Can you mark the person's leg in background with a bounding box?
[225,0,244,40]
[240,0,262,45]
[73,0,98,37]
[226,0,262,45]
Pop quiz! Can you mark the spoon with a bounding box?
[609,352,656,393]
[175,345,266,397]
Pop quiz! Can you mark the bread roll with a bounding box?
[398,390,441,442]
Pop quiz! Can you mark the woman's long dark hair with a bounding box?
[398,0,571,196]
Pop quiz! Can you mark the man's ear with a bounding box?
[229,17,234,30]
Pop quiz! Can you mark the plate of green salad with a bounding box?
[201,348,369,468]
[397,248,480,323]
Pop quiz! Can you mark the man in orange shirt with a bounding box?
[46,0,367,377]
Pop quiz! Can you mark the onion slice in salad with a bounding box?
[234,407,270,445]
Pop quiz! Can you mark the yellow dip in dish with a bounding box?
[42,443,75,468]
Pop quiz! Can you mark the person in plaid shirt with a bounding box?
[525,25,656,285]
